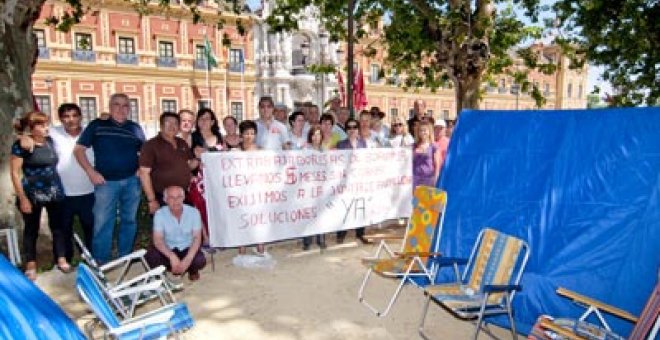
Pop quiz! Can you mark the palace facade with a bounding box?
[33,0,587,135]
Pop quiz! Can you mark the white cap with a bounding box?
[274,103,288,111]
[435,119,447,128]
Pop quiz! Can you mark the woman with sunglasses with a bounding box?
[388,116,414,147]
[336,118,366,150]
[335,118,369,244]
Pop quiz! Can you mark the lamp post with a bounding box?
[318,32,328,110]
[347,0,355,117]
[511,83,521,110]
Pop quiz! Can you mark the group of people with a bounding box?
[10,92,453,281]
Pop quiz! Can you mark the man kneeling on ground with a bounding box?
[145,185,206,281]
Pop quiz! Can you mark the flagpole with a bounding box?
[240,50,245,119]
[241,70,245,118]
[347,0,355,118]
[224,59,228,116]
[203,34,217,111]
[206,62,211,104]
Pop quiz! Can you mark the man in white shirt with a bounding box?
[273,103,289,126]
[50,103,96,262]
[255,96,289,150]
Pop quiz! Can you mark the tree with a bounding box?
[0,0,48,225]
[265,0,553,115]
[0,0,243,225]
[553,0,659,107]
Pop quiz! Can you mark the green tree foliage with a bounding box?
[553,0,659,107]
[266,0,553,114]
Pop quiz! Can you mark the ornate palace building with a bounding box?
[33,0,256,136]
[33,0,587,134]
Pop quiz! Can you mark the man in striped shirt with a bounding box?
[74,93,145,264]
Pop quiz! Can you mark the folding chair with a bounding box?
[358,186,447,317]
[528,283,660,340]
[75,233,182,290]
[0,227,21,266]
[74,233,179,318]
[76,264,194,340]
[419,228,530,340]
[0,209,22,266]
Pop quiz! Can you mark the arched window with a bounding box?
[291,34,310,71]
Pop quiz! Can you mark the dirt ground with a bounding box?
[25,221,523,340]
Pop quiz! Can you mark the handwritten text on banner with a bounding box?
[203,148,413,247]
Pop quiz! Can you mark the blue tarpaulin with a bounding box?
[0,254,84,339]
[436,107,660,336]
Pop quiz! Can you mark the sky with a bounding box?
[247,0,612,97]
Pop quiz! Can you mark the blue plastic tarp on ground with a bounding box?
[0,255,84,340]
[436,107,660,336]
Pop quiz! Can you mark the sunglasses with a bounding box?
[346,125,359,130]
[392,123,403,127]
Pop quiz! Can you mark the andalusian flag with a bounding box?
[203,37,218,68]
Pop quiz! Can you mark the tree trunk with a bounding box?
[0,0,44,227]
[454,75,481,116]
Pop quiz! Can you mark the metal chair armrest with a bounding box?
[108,280,164,299]
[394,251,442,258]
[557,287,638,323]
[109,266,166,292]
[435,257,469,266]
[483,284,522,293]
[364,234,404,241]
[99,249,148,272]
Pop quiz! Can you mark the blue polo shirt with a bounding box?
[154,205,202,250]
[77,118,145,180]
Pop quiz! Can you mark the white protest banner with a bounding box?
[202,148,413,247]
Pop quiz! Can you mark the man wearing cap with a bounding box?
[274,103,289,126]
[434,119,450,170]
[369,106,389,146]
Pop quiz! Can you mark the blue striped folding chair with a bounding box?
[419,228,530,340]
[76,263,194,340]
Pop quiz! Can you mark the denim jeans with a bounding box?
[92,176,141,264]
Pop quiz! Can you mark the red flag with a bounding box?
[353,67,368,111]
[337,71,346,106]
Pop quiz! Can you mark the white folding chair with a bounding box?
[74,233,181,318]
[0,228,21,266]
[77,264,194,339]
